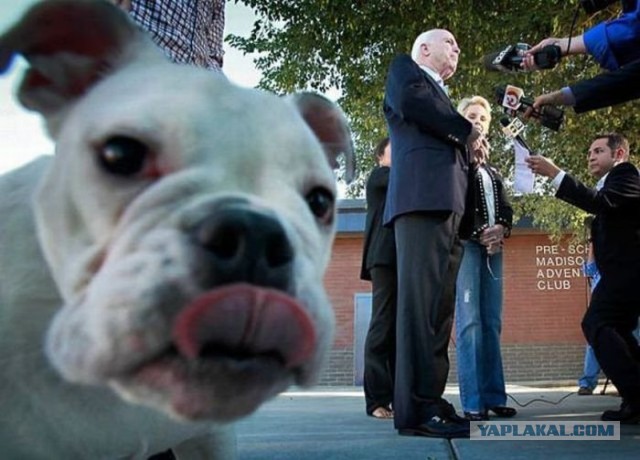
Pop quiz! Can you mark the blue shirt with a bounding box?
[583,260,601,292]
[583,0,640,71]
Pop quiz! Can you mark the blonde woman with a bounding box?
[455,96,515,421]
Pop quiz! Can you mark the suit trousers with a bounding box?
[364,266,397,414]
[392,211,463,429]
[582,277,640,406]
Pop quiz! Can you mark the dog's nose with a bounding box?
[194,206,294,291]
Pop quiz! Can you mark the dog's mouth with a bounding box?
[116,283,317,421]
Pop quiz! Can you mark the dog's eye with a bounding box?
[305,187,335,224]
[98,136,149,176]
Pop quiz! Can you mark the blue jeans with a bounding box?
[455,240,506,413]
[578,345,600,390]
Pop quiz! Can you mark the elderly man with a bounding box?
[383,29,484,438]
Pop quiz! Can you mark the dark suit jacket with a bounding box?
[360,166,395,281]
[556,162,640,294]
[571,57,640,113]
[382,54,473,226]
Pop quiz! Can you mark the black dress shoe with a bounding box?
[489,406,517,418]
[398,415,470,439]
[601,402,640,424]
[437,399,470,425]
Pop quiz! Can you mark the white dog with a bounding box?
[0,1,353,458]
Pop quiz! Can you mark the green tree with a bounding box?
[228,0,640,237]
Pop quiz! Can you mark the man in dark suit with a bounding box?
[383,29,485,438]
[569,57,640,112]
[527,133,640,423]
[360,137,396,419]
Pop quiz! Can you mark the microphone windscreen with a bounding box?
[482,52,501,71]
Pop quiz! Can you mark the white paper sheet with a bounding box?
[513,140,535,194]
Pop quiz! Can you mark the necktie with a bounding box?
[435,79,449,97]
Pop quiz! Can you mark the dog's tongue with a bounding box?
[173,284,316,369]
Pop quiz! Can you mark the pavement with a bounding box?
[235,384,640,459]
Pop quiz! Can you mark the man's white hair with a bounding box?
[411,30,438,61]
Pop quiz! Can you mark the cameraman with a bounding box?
[523,0,640,113]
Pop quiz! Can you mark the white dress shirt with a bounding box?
[419,65,448,96]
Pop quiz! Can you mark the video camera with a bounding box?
[580,0,618,14]
[495,85,564,131]
[483,43,562,73]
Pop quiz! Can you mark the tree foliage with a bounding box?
[228,0,640,237]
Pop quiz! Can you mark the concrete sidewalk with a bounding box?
[235,384,640,459]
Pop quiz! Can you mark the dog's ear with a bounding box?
[291,92,356,184]
[0,0,154,135]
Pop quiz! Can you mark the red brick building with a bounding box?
[318,200,591,386]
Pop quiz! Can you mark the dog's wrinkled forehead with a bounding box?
[60,63,336,188]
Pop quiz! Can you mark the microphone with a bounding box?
[494,85,564,131]
[482,44,528,73]
[500,117,534,154]
[483,43,562,73]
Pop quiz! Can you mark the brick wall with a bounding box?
[318,230,591,386]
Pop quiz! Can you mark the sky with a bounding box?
[0,1,262,174]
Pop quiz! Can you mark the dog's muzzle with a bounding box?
[102,199,317,421]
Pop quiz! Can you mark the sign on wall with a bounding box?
[535,243,587,291]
